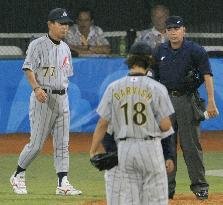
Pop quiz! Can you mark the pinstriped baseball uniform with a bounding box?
[18,35,73,173]
[97,74,174,205]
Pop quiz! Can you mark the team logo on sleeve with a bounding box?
[62,56,70,68]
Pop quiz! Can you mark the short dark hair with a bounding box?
[151,4,170,17]
[77,7,94,20]
[125,54,155,70]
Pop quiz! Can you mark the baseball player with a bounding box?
[102,130,174,205]
[90,42,175,205]
[10,8,82,196]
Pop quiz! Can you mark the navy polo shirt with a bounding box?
[154,39,212,90]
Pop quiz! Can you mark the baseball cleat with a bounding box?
[56,176,82,196]
[194,190,208,200]
[10,171,27,195]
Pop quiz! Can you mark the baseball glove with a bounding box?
[90,151,118,171]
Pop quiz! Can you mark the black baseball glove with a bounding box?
[90,151,118,171]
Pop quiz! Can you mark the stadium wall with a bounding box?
[0,57,222,134]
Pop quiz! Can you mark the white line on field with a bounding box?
[206,169,223,177]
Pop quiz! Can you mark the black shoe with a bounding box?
[169,191,175,199]
[194,190,208,200]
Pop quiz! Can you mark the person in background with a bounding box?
[65,7,111,56]
[135,4,169,49]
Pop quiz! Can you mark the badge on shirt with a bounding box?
[130,76,138,82]
[161,56,166,61]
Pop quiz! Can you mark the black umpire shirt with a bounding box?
[153,39,213,91]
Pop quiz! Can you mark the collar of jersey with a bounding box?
[47,34,61,45]
[128,72,146,76]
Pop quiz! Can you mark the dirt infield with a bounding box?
[0,131,222,204]
[0,131,222,154]
[81,194,223,205]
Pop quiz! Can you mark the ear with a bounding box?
[47,21,52,29]
[91,19,94,25]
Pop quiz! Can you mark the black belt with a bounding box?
[119,136,155,141]
[43,89,66,95]
[168,89,185,97]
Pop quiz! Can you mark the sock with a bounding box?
[15,165,26,177]
[57,172,67,187]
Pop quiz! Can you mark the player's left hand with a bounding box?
[165,159,174,174]
[90,152,118,171]
[206,100,219,118]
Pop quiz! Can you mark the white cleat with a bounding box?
[56,176,82,196]
[10,171,27,195]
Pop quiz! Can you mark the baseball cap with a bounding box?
[48,8,73,24]
[165,16,184,29]
[129,41,152,55]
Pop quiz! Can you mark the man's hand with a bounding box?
[206,100,219,118]
[34,87,47,103]
[165,159,174,174]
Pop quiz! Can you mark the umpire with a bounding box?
[154,16,219,200]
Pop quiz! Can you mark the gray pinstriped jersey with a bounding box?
[97,75,174,139]
[23,35,73,90]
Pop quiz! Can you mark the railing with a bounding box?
[0,32,223,58]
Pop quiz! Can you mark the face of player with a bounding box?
[48,21,69,41]
[166,26,185,48]
[77,11,93,34]
[151,9,168,32]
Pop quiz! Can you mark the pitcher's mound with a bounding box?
[82,194,223,205]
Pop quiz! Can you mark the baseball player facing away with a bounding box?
[102,127,174,205]
[10,8,82,196]
[90,42,175,205]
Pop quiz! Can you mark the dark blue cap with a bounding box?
[129,41,152,55]
[165,16,184,29]
[48,8,73,24]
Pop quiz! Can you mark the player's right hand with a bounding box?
[34,87,47,103]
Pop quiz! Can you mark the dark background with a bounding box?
[1,0,223,33]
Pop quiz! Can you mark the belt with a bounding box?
[119,136,155,141]
[43,89,66,95]
[168,89,185,97]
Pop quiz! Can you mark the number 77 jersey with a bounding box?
[97,74,174,139]
[22,35,73,90]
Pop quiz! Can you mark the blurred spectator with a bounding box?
[65,7,111,56]
[135,4,169,49]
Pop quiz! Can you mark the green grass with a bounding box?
[175,152,223,193]
[0,152,222,205]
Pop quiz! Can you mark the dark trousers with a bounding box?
[168,94,209,194]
